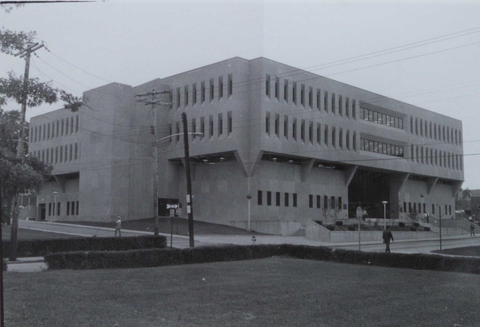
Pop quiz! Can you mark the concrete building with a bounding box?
[27,57,464,235]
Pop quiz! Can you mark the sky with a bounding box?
[1,0,480,188]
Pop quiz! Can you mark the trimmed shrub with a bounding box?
[44,243,480,275]
[335,221,344,226]
[315,221,323,225]
[410,227,417,231]
[413,222,420,227]
[424,227,431,231]
[2,235,167,258]
[399,222,405,227]
[347,226,356,231]
[326,226,335,231]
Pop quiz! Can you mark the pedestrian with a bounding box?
[382,227,394,253]
[362,210,368,220]
[470,224,475,237]
[115,216,122,237]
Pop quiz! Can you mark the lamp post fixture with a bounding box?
[382,201,388,230]
[438,204,442,251]
[53,191,58,222]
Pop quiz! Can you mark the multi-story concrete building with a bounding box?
[27,57,464,235]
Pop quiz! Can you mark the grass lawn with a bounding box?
[4,257,480,327]
[64,217,259,236]
[1,225,82,241]
[434,245,480,257]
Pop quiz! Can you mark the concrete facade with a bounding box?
[27,57,464,234]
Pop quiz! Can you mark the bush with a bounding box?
[347,226,356,231]
[326,226,335,231]
[315,221,323,225]
[413,222,420,227]
[424,227,431,231]
[410,227,417,231]
[2,235,167,258]
[335,221,344,226]
[44,244,480,275]
[399,222,405,227]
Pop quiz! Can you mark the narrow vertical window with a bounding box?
[209,115,214,138]
[300,84,305,106]
[218,113,223,136]
[265,112,270,135]
[316,89,321,110]
[284,193,289,207]
[218,76,223,99]
[308,87,313,108]
[192,83,197,105]
[228,74,233,96]
[210,78,214,101]
[257,191,262,205]
[74,143,78,161]
[66,202,70,216]
[228,111,233,135]
[324,125,329,146]
[309,194,313,208]
[275,77,279,99]
[292,82,297,104]
[265,74,270,97]
[293,193,297,207]
[267,191,272,206]
[284,115,289,139]
[317,195,321,208]
[274,114,279,136]
[176,87,181,109]
[200,117,205,138]
[184,85,189,106]
[75,115,79,133]
[201,82,206,103]
[308,122,313,143]
[292,119,297,141]
[317,123,321,145]
[76,201,79,215]
[284,80,288,102]
[192,118,197,139]
[276,192,280,206]
[324,195,328,209]
[176,122,180,142]
[300,120,305,142]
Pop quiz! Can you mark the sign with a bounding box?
[176,208,182,216]
[169,209,175,217]
[356,206,363,220]
[166,204,179,209]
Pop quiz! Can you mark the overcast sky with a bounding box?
[1,0,480,189]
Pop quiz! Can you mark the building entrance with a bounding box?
[348,170,390,219]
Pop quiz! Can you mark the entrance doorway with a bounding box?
[348,170,390,219]
[38,204,46,221]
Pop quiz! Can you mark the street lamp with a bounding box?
[52,191,58,222]
[382,201,388,230]
[438,204,442,251]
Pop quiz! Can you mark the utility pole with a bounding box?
[8,43,44,263]
[181,112,195,247]
[135,89,171,236]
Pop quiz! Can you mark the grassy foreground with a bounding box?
[5,257,480,327]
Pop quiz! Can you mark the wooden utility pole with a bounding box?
[135,89,171,236]
[8,43,44,263]
[181,112,195,247]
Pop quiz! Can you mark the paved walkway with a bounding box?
[5,221,478,272]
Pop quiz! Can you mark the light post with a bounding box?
[438,204,442,251]
[382,201,388,230]
[420,194,425,215]
[52,191,58,222]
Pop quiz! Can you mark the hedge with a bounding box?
[2,235,167,258]
[44,244,480,275]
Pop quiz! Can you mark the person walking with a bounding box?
[115,216,122,237]
[382,227,394,253]
[470,224,475,237]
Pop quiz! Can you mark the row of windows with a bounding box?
[48,201,79,216]
[359,107,403,130]
[402,202,452,216]
[360,138,404,157]
[174,74,233,109]
[411,145,463,171]
[168,112,233,142]
[257,191,343,210]
[410,116,461,145]
[30,143,80,165]
[265,112,357,150]
[265,74,357,119]
[31,115,79,143]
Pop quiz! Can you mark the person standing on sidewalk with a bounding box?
[470,223,475,237]
[115,216,122,237]
[382,227,394,253]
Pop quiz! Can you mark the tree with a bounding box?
[1,23,87,261]
[0,148,51,260]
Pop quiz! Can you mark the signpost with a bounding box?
[356,206,363,251]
